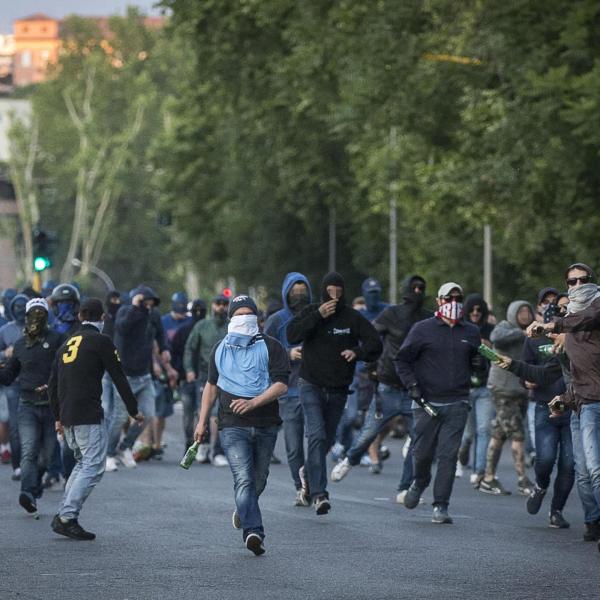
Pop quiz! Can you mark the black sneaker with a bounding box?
[314,495,331,515]
[379,446,391,462]
[19,492,37,514]
[369,463,382,475]
[149,448,164,461]
[479,478,511,495]
[526,485,547,514]
[517,476,535,496]
[51,517,96,540]
[549,510,570,529]
[583,521,600,542]
[403,483,423,509]
[431,505,453,524]
[245,533,265,556]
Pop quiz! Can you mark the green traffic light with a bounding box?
[33,256,51,272]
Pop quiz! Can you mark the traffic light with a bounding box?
[32,227,55,272]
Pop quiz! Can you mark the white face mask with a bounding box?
[228,314,259,337]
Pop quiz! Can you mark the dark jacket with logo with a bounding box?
[48,324,138,427]
[374,275,433,387]
[286,302,382,390]
[394,317,481,404]
[0,330,64,404]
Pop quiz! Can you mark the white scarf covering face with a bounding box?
[227,314,259,337]
[566,283,600,314]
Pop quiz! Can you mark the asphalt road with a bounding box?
[1,405,598,600]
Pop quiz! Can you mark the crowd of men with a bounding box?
[0,262,599,556]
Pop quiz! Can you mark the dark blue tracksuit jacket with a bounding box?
[394,316,481,404]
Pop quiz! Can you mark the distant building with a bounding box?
[13,14,61,87]
[0,34,14,79]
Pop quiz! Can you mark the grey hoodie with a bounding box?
[487,300,532,396]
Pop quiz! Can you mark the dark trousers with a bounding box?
[412,401,469,508]
[534,404,574,511]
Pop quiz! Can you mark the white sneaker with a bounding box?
[232,510,241,529]
[397,489,426,505]
[396,490,408,504]
[294,489,310,507]
[118,448,137,468]
[195,443,210,463]
[455,461,464,478]
[359,454,372,467]
[212,454,229,467]
[105,456,119,472]
[331,457,352,482]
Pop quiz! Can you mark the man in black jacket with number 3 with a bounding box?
[48,298,142,541]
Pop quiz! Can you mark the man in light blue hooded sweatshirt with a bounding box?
[194,294,289,556]
[264,272,312,506]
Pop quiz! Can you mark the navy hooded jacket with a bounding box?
[264,272,312,396]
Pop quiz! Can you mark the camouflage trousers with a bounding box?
[489,391,528,442]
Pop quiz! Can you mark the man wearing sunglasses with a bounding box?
[528,262,600,546]
[395,282,484,524]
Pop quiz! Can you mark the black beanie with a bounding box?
[80,298,104,322]
[228,294,258,318]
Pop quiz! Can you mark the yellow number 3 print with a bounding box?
[62,335,83,364]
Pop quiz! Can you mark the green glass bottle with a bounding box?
[180,441,199,470]
[478,343,502,363]
[538,344,555,358]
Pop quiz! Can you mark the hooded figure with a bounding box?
[0,293,28,365]
[361,278,388,322]
[374,275,432,387]
[487,300,533,396]
[463,293,494,342]
[264,272,312,398]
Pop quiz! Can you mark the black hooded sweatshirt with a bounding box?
[374,275,433,387]
[463,293,494,386]
[286,272,382,389]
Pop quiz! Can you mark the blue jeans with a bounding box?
[462,387,494,475]
[278,396,305,490]
[534,404,574,511]
[571,404,600,523]
[102,374,129,457]
[18,402,56,499]
[5,385,21,470]
[118,374,155,451]
[59,423,107,520]
[220,426,278,540]
[299,379,347,500]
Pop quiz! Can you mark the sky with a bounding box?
[0,0,165,34]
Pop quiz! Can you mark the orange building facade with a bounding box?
[13,14,60,87]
